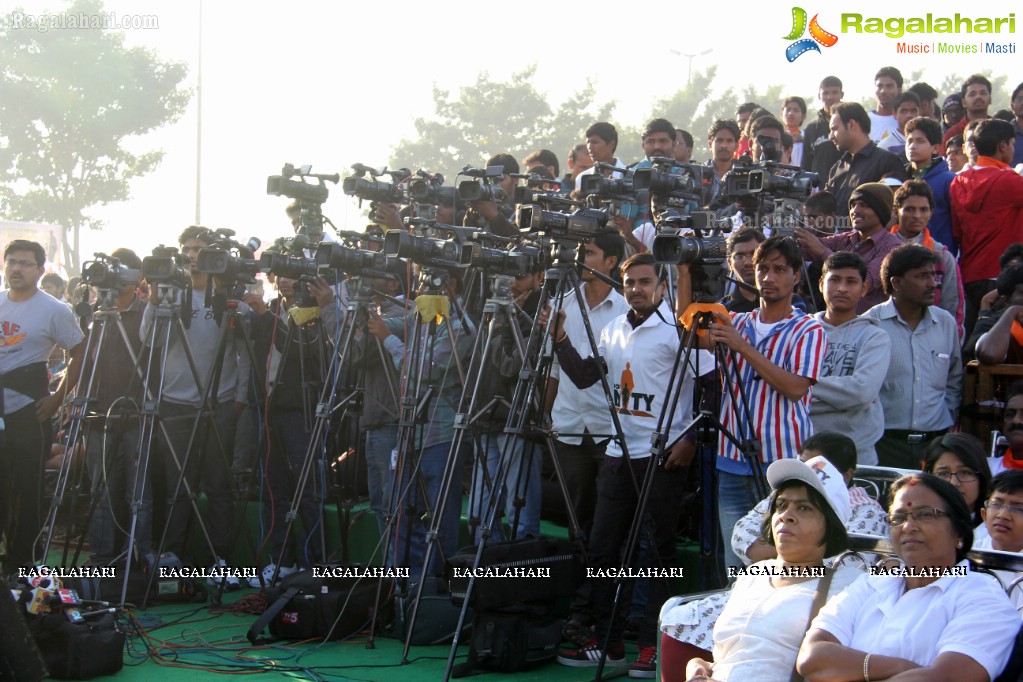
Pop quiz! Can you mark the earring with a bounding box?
[956,541,963,549]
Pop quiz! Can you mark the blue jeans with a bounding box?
[392,441,465,577]
[469,433,541,543]
[717,470,761,569]
[364,424,398,542]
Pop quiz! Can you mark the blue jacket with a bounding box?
[917,157,957,256]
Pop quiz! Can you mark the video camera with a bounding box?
[315,242,397,280]
[195,228,261,284]
[267,163,339,205]
[342,163,409,205]
[632,158,715,211]
[258,235,318,281]
[722,155,819,223]
[651,213,735,303]
[457,165,506,203]
[81,253,140,291]
[384,230,462,271]
[407,171,451,205]
[578,171,634,201]
[460,243,539,277]
[517,205,610,242]
[267,163,339,239]
[141,245,192,288]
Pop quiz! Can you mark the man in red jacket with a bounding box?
[951,118,1023,338]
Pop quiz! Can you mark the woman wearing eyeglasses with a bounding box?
[923,432,992,532]
[797,473,1017,682]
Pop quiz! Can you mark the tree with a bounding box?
[0,0,190,273]
[388,65,615,183]
[649,68,794,157]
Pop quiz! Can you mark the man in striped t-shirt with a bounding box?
[679,235,826,568]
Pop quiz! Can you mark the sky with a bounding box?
[3,0,1021,266]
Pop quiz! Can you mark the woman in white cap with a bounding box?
[682,456,862,681]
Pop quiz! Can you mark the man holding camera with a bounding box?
[139,226,251,584]
[80,248,154,566]
[795,181,903,314]
[463,153,520,238]
[677,236,826,569]
[1,239,84,572]
[575,122,627,192]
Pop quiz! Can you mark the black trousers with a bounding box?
[0,404,50,571]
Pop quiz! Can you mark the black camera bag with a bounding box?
[247,566,390,643]
[30,612,124,680]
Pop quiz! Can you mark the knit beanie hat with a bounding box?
[849,182,894,226]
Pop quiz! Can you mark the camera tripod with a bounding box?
[421,240,659,679]
[253,290,335,579]
[139,285,262,608]
[38,288,145,570]
[589,300,767,680]
[258,275,397,588]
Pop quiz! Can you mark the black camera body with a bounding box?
[517,205,609,242]
[315,242,395,280]
[632,159,715,211]
[460,244,538,277]
[81,253,139,290]
[723,157,819,204]
[141,245,192,288]
[578,172,635,200]
[196,230,261,284]
[384,230,462,271]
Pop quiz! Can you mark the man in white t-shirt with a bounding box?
[575,121,627,192]
[868,66,903,144]
[550,252,713,676]
[1,239,84,571]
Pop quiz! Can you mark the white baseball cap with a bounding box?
[766,456,852,525]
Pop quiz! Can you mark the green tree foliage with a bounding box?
[0,0,190,273]
[388,65,614,182]
[648,68,797,159]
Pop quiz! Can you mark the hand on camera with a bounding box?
[372,203,404,232]
[468,200,500,221]
[307,276,335,308]
[366,313,391,341]
[242,291,267,315]
[793,227,826,260]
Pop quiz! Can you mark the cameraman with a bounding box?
[365,269,471,577]
[706,120,741,200]
[720,228,765,313]
[677,235,826,569]
[620,118,688,254]
[243,273,335,583]
[82,248,154,566]
[575,122,627,192]
[139,226,251,583]
[357,270,408,544]
[468,256,545,542]
[463,153,520,238]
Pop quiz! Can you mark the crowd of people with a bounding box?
[2,63,1023,680]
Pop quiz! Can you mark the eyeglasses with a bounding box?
[4,258,39,269]
[984,500,1023,517]
[934,469,979,483]
[889,507,950,526]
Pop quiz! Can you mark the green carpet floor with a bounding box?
[33,498,706,680]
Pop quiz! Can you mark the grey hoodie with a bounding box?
[810,312,891,465]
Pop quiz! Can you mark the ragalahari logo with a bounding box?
[784,7,839,61]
